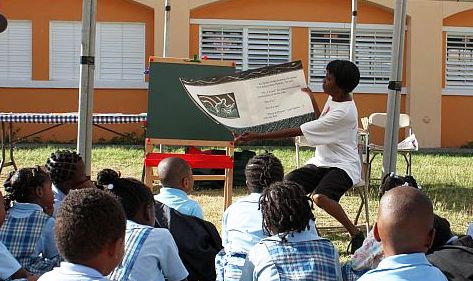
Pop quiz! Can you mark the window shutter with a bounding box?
[200,27,244,70]
[96,23,145,81]
[309,29,350,84]
[0,21,32,80]
[50,21,81,81]
[446,33,473,88]
[247,28,291,70]
[355,29,392,85]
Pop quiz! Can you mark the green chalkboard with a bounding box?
[146,58,235,141]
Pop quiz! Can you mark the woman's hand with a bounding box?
[234,132,259,143]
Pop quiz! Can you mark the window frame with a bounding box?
[443,27,473,96]
[199,25,292,71]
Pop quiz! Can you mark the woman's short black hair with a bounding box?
[97,169,153,220]
[45,150,82,185]
[245,153,284,193]
[3,166,50,208]
[55,188,126,263]
[326,60,360,94]
[260,180,315,241]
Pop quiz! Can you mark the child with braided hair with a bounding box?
[0,190,39,281]
[240,180,342,281]
[0,167,60,276]
[215,153,284,281]
[45,150,95,216]
[97,169,188,281]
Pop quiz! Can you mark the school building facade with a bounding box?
[1,0,473,147]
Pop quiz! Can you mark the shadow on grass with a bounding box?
[422,184,473,214]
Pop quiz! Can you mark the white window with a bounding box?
[445,32,473,89]
[50,21,81,81]
[200,26,291,71]
[49,21,145,84]
[95,23,145,81]
[0,20,32,81]
[309,26,393,88]
[309,28,350,84]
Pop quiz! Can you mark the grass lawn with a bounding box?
[1,144,472,260]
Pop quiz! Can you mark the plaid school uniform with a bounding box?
[215,248,247,281]
[264,238,339,281]
[108,226,152,281]
[0,209,59,275]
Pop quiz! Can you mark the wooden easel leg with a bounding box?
[144,166,154,188]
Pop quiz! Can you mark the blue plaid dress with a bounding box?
[0,209,59,275]
[263,238,339,281]
[108,226,152,281]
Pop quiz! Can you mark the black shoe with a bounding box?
[347,231,365,254]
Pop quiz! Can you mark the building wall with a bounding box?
[0,0,153,142]
[442,9,473,147]
[3,0,473,147]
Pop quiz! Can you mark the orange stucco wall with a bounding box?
[442,96,473,147]
[0,88,148,142]
[0,0,154,142]
[190,0,394,24]
[441,9,473,147]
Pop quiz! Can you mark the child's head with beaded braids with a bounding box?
[45,150,94,194]
[3,166,54,215]
[378,173,418,199]
[259,180,315,240]
[244,152,284,193]
[97,169,155,226]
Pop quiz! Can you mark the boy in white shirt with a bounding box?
[236,60,364,253]
[39,189,126,281]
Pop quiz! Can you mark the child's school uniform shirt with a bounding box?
[221,193,265,253]
[0,202,60,275]
[52,184,66,217]
[240,222,342,281]
[109,220,188,281]
[300,96,361,185]
[358,253,448,281]
[38,262,110,281]
[0,241,21,280]
[154,187,203,219]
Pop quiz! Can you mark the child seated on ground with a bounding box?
[0,167,60,276]
[154,157,203,219]
[38,188,126,281]
[358,187,447,281]
[96,169,189,281]
[215,153,284,281]
[45,150,96,216]
[240,181,342,281]
[0,190,38,281]
[342,173,418,281]
[428,216,473,280]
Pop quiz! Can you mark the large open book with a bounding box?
[180,61,315,135]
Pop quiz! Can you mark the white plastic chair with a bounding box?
[364,112,418,186]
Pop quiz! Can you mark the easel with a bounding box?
[143,57,236,209]
[144,138,234,208]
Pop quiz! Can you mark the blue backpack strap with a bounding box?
[109,227,152,281]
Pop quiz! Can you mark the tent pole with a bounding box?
[163,0,171,57]
[350,0,358,62]
[77,0,97,176]
[383,0,407,176]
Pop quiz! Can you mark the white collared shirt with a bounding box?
[38,262,109,281]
